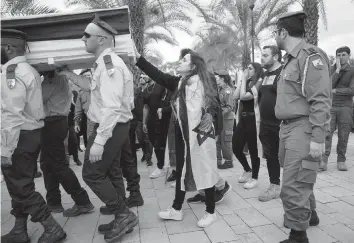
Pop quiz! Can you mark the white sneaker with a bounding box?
[158,207,183,221]
[150,168,165,179]
[171,182,176,188]
[244,179,259,189]
[197,212,217,228]
[238,171,252,183]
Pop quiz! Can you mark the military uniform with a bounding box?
[1,29,66,243]
[274,12,331,235]
[216,83,235,166]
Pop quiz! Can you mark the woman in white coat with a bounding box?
[134,47,222,228]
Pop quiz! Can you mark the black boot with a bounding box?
[100,206,115,215]
[38,214,67,243]
[104,207,139,243]
[280,230,309,243]
[166,170,177,182]
[63,202,94,217]
[98,221,133,234]
[309,210,320,226]
[1,216,30,243]
[217,160,233,169]
[126,191,144,208]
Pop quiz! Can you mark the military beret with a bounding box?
[277,11,307,35]
[214,70,229,76]
[91,14,118,36]
[1,29,27,41]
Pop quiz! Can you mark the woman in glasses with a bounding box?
[133,44,222,228]
[233,63,263,190]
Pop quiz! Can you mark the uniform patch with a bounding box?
[312,58,324,69]
[103,55,115,76]
[7,79,16,89]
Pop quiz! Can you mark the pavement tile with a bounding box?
[223,213,253,234]
[164,209,201,234]
[204,218,239,242]
[316,202,339,215]
[140,227,170,243]
[326,201,354,219]
[313,189,340,203]
[252,224,288,243]
[315,178,335,189]
[339,195,354,206]
[237,233,263,243]
[223,191,252,211]
[307,227,337,243]
[235,208,272,227]
[259,207,284,228]
[245,197,282,211]
[319,186,354,198]
[138,208,166,229]
[169,231,211,243]
[320,223,354,243]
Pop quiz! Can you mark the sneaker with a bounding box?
[63,203,94,217]
[337,162,348,171]
[158,207,183,221]
[146,160,153,166]
[166,170,177,182]
[171,182,176,188]
[217,161,233,170]
[187,194,205,204]
[126,191,144,208]
[197,212,217,228]
[215,190,224,204]
[319,161,327,171]
[220,181,232,197]
[150,168,165,179]
[258,184,280,202]
[238,171,252,183]
[244,179,258,189]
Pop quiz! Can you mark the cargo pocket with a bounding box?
[224,130,233,142]
[296,159,320,184]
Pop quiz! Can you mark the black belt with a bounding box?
[44,116,66,122]
[282,116,308,125]
[241,112,255,116]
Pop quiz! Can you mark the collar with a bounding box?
[94,48,113,67]
[288,40,306,58]
[341,63,352,72]
[1,56,27,73]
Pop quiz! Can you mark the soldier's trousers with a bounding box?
[324,106,353,163]
[279,117,319,231]
[259,122,280,185]
[83,122,130,213]
[40,116,90,207]
[216,118,234,163]
[2,129,50,222]
[136,121,153,162]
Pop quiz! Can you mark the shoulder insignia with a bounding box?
[312,58,324,70]
[6,64,17,89]
[103,55,115,76]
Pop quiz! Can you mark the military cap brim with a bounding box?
[1,29,27,40]
[91,14,118,36]
[277,11,307,23]
[214,70,229,76]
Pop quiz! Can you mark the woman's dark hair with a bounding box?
[216,74,233,87]
[174,49,217,108]
[248,62,264,84]
[80,68,92,76]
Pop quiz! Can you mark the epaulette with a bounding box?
[6,64,18,89]
[103,55,115,76]
[303,46,318,55]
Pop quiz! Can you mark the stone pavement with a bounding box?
[1,133,354,243]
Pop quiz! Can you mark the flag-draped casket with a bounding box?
[1,6,134,72]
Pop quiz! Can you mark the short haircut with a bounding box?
[263,45,282,62]
[180,48,193,59]
[277,18,305,38]
[336,46,351,55]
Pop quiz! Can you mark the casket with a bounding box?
[1,6,135,72]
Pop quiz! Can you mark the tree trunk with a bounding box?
[127,0,146,85]
[242,43,251,69]
[303,0,319,46]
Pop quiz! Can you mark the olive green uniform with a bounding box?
[275,40,331,231]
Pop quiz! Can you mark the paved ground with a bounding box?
[1,133,354,243]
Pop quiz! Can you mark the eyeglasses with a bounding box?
[83,32,108,39]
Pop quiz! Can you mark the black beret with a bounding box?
[1,29,27,40]
[277,11,307,34]
[91,14,118,36]
[214,70,229,76]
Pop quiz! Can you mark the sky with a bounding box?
[40,0,354,64]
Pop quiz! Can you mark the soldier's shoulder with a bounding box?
[13,62,38,80]
[224,86,233,94]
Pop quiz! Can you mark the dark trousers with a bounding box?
[136,121,153,161]
[2,129,50,222]
[233,114,260,179]
[324,106,353,163]
[83,122,129,213]
[171,124,216,214]
[129,120,138,164]
[68,125,79,161]
[259,122,280,185]
[147,115,170,169]
[40,117,90,207]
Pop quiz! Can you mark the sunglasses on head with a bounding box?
[83,32,108,39]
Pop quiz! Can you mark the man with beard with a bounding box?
[1,29,66,243]
[255,45,283,202]
[273,12,331,243]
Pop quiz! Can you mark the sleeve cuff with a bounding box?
[1,146,13,158]
[311,127,325,143]
[94,134,108,146]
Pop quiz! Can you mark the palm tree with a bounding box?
[1,0,58,17]
[190,0,293,68]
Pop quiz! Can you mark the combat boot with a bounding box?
[1,216,30,243]
[38,214,67,243]
[309,210,320,226]
[104,207,138,243]
[280,230,309,243]
[126,191,144,208]
[98,221,133,234]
